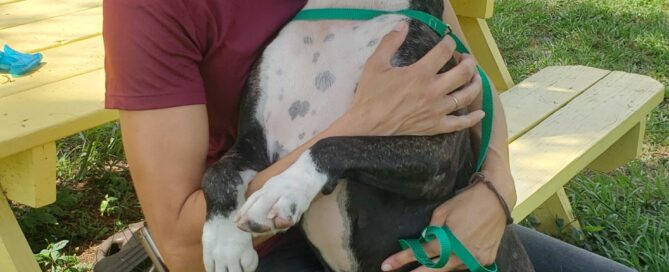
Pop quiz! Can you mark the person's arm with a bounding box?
[443,0,515,204]
[120,22,484,271]
[381,3,516,271]
[120,106,208,271]
[249,22,484,194]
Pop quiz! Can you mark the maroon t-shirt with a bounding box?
[103,0,307,257]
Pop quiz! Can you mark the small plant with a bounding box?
[35,240,91,272]
[99,194,119,216]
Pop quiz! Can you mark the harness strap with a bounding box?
[293,8,496,271]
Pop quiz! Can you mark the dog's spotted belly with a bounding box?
[255,15,406,158]
[251,14,407,271]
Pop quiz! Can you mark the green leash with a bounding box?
[293,8,496,271]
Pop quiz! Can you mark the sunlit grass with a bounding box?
[490,0,668,270]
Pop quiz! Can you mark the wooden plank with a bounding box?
[0,70,118,159]
[588,120,646,172]
[450,0,494,19]
[0,192,41,272]
[531,187,583,235]
[501,66,610,141]
[0,36,104,99]
[510,71,665,221]
[0,142,56,207]
[0,0,100,30]
[0,7,102,53]
[458,17,514,91]
[0,0,22,6]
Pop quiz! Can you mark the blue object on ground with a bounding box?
[0,45,43,76]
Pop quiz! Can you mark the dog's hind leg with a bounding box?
[201,122,273,272]
[236,132,474,231]
[202,150,259,272]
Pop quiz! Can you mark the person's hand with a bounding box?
[381,174,511,271]
[336,22,484,136]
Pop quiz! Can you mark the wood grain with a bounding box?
[0,0,99,30]
[0,36,103,99]
[0,7,101,53]
[510,71,664,220]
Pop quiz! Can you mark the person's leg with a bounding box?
[509,224,636,272]
[256,235,325,272]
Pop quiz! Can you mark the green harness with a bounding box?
[293,8,497,272]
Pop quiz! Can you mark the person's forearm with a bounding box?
[468,87,517,208]
[241,114,365,246]
[247,114,364,196]
[480,96,517,208]
[442,1,516,207]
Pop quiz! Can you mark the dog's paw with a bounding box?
[235,152,328,233]
[234,176,311,232]
[203,216,258,272]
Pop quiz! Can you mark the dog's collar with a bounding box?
[293,9,498,272]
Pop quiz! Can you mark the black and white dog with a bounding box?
[202,0,533,271]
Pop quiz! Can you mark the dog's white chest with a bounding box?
[254,15,406,157]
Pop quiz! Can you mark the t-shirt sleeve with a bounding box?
[103,0,206,110]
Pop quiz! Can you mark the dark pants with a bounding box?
[256,225,636,272]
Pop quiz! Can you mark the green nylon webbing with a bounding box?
[399,226,498,272]
[293,8,496,271]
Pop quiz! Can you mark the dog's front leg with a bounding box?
[235,150,328,233]
[202,151,261,272]
[236,134,473,231]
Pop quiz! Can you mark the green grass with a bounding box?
[489,0,669,270]
[11,0,668,271]
[11,123,142,270]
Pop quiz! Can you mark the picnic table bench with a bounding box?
[0,0,664,271]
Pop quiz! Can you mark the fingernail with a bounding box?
[478,110,486,118]
[381,263,393,271]
[392,22,406,32]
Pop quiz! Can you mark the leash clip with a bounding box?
[443,22,453,35]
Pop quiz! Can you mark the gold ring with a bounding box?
[452,96,460,109]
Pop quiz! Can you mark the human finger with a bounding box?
[381,239,445,271]
[367,21,410,69]
[433,54,478,96]
[435,111,485,134]
[437,73,482,114]
[413,36,457,73]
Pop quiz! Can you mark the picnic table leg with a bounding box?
[588,120,646,173]
[531,187,583,237]
[0,143,57,208]
[0,143,56,271]
[530,118,648,236]
[0,192,41,272]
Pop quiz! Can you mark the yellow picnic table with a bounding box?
[0,0,664,271]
